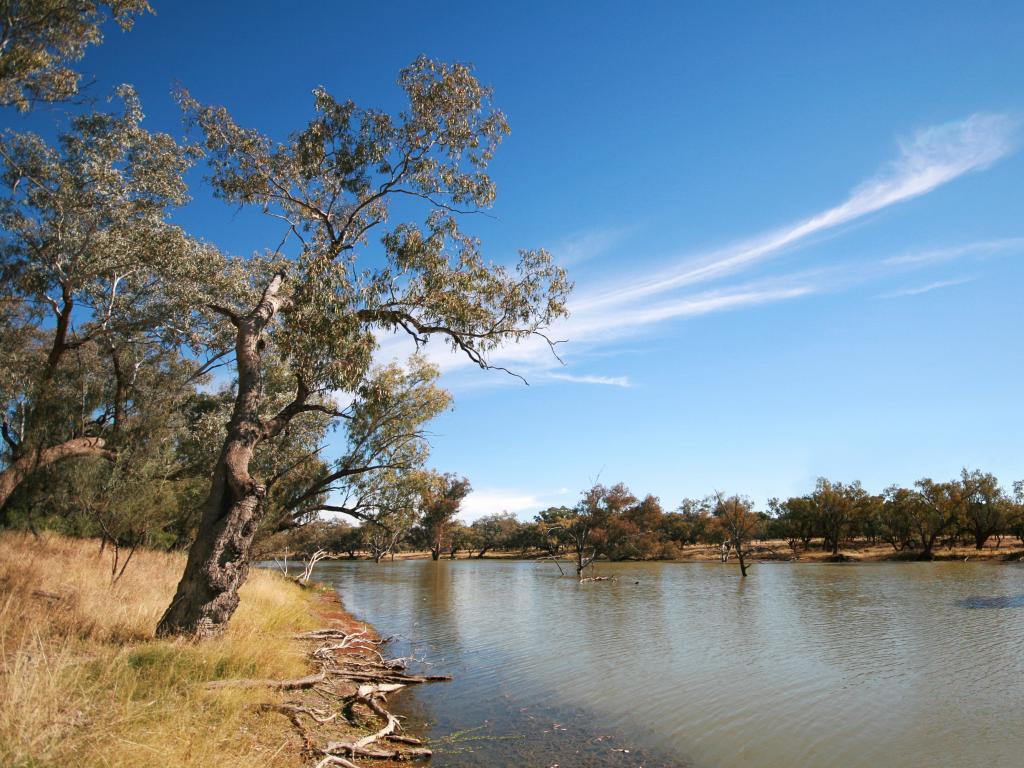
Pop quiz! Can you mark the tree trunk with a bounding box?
[157,274,288,639]
[0,436,114,510]
[918,535,937,560]
[156,444,265,638]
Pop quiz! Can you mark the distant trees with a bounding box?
[913,477,971,559]
[771,496,817,554]
[252,466,1024,568]
[604,494,674,561]
[415,474,471,561]
[767,469,1021,561]
[470,511,520,557]
[959,470,1006,550]
[550,483,635,578]
[806,479,871,556]
[879,486,917,552]
[509,470,1024,572]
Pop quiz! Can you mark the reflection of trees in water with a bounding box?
[415,559,461,648]
[958,594,1024,608]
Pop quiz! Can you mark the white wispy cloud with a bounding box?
[548,373,631,388]
[879,277,975,298]
[567,286,815,337]
[374,113,1018,387]
[576,112,1018,312]
[882,236,1024,266]
[550,225,636,267]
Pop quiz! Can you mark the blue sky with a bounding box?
[10,1,1024,519]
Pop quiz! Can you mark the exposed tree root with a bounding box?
[259,702,340,724]
[242,625,446,767]
[315,757,362,768]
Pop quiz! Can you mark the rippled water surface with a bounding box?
[309,559,1024,767]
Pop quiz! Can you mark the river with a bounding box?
[309,558,1024,767]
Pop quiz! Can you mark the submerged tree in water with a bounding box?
[712,493,760,577]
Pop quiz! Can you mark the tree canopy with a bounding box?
[0,1,151,110]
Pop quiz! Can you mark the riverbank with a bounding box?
[0,532,428,767]
[336,538,1024,564]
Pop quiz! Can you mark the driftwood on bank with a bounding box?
[210,622,448,766]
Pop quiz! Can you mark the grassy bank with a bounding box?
[0,532,353,767]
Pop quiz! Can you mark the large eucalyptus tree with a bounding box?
[157,58,571,638]
[0,88,221,512]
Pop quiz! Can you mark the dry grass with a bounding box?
[0,531,321,768]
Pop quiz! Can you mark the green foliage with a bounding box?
[0,86,222,460]
[469,511,521,556]
[413,473,471,559]
[0,0,152,110]
[178,55,569,392]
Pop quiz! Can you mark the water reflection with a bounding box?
[310,559,1024,768]
[957,594,1024,609]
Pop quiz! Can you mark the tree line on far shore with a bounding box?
[260,469,1024,578]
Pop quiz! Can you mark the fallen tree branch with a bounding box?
[319,683,432,763]
[259,702,340,724]
[239,623,447,766]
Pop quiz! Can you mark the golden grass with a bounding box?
[0,531,320,768]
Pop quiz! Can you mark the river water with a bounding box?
[309,559,1024,767]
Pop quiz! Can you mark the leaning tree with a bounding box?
[157,58,571,638]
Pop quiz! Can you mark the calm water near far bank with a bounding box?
[308,559,1024,768]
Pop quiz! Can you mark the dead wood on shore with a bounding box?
[221,616,448,767]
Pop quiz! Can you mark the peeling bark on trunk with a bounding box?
[155,444,265,638]
[0,436,114,511]
[157,274,288,639]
